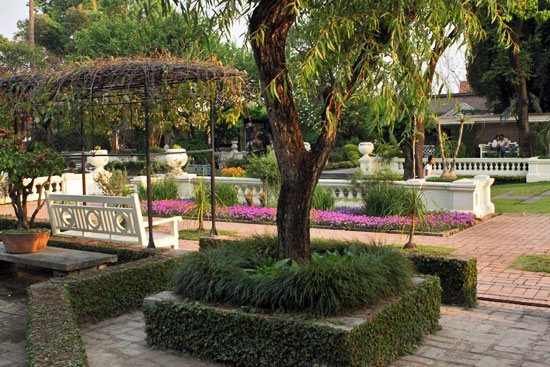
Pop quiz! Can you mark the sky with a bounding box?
[0,0,28,40]
[0,1,467,92]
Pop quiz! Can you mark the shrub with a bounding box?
[138,178,179,201]
[150,146,165,153]
[246,149,280,205]
[343,143,360,161]
[93,169,133,196]
[312,186,335,210]
[105,160,171,176]
[174,241,414,316]
[146,275,441,367]
[325,160,359,170]
[207,182,239,207]
[362,182,409,216]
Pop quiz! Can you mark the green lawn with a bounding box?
[179,229,238,240]
[492,182,550,213]
[392,244,456,255]
[491,181,550,197]
[508,254,550,274]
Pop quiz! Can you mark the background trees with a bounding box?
[467,2,550,156]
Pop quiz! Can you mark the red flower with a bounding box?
[37,154,44,159]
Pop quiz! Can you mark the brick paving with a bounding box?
[81,301,550,367]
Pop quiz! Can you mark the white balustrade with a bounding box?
[0,175,66,205]
[361,156,549,180]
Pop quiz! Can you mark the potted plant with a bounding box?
[0,134,65,253]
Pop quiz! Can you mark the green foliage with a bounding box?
[26,254,184,367]
[150,146,165,153]
[361,182,409,217]
[106,160,171,176]
[215,236,476,308]
[343,144,361,161]
[179,229,237,240]
[0,36,51,75]
[67,256,184,323]
[47,238,161,264]
[138,178,179,201]
[435,133,467,158]
[508,254,550,274]
[312,186,335,211]
[27,283,87,367]
[94,169,133,196]
[408,253,477,308]
[325,160,359,170]
[0,135,65,229]
[246,149,280,205]
[174,240,414,316]
[207,182,239,207]
[146,276,440,367]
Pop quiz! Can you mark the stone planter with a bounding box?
[165,148,188,175]
[358,142,374,157]
[1,229,50,253]
[87,149,109,174]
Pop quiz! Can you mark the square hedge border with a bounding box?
[144,276,441,367]
[26,254,184,367]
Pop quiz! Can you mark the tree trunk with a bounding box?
[29,0,34,48]
[403,130,425,180]
[508,19,531,157]
[249,0,333,261]
[403,211,417,250]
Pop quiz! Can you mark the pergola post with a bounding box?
[209,97,218,236]
[144,84,155,248]
[80,104,86,195]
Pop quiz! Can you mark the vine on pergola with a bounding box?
[0,57,247,147]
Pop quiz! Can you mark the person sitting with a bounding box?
[499,134,511,157]
[490,135,500,151]
[423,155,436,177]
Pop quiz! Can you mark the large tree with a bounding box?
[467,2,550,156]
[163,0,505,261]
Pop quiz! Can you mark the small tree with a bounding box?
[437,111,466,179]
[389,187,427,250]
[0,135,65,229]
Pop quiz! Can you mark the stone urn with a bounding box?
[165,148,188,175]
[304,142,311,151]
[358,142,374,157]
[87,149,109,174]
[230,140,239,152]
[1,229,50,253]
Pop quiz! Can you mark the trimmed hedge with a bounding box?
[409,253,477,308]
[47,238,163,264]
[26,254,185,366]
[145,276,441,367]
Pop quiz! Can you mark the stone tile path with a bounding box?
[0,273,48,367]
[81,301,550,367]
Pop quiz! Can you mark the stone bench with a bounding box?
[479,141,519,158]
[0,244,117,277]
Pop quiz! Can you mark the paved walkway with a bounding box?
[81,301,550,367]
[2,203,550,306]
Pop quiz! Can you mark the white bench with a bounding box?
[479,141,519,158]
[46,193,181,249]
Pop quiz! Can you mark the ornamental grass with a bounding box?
[173,237,414,316]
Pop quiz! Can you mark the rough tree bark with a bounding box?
[508,19,531,157]
[249,0,392,260]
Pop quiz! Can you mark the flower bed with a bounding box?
[145,200,476,233]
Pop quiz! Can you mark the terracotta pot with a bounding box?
[1,230,50,254]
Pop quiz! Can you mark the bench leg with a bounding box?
[171,220,179,250]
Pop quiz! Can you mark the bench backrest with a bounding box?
[46,193,146,245]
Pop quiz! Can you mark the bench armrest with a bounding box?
[144,216,181,228]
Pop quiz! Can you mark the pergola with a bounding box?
[0,58,245,247]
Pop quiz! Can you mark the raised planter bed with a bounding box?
[144,276,441,367]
